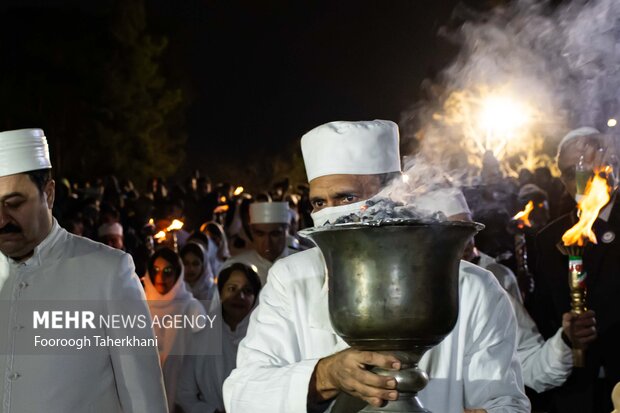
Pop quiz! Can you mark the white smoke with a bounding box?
[402,0,620,180]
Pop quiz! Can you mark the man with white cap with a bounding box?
[98,221,125,250]
[531,127,616,413]
[223,120,529,412]
[433,189,592,395]
[222,201,296,285]
[0,129,167,412]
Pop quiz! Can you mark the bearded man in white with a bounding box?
[223,120,530,413]
[0,129,167,412]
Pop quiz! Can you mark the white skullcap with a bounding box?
[0,128,52,177]
[250,202,290,224]
[557,127,600,157]
[301,120,401,181]
[413,188,470,218]
[98,222,123,238]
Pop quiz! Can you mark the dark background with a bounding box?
[0,0,502,190]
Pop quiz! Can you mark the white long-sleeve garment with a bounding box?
[223,247,530,413]
[144,268,206,413]
[0,219,168,413]
[176,311,252,413]
[478,253,573,392]
[221,247,296,286]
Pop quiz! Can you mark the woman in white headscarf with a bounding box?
[180,242,220,302]
[176,263,262,413]
[201,221,231,276]
[144,247,206,413]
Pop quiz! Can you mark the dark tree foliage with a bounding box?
[0,0,185,184]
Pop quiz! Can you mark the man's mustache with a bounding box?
[0,223,21,234]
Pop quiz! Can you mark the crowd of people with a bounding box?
[1,123,619,413]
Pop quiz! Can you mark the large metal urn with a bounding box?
[301,220,483,413]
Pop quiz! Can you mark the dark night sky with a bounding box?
[144,0,465,173]
[1,0,479,180]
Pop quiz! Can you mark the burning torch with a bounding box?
[154,219,185,253]
[558,167,612,367]
[510,201,535,302]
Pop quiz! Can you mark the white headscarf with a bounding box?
[143,265,206,413]
[183,242,217,301]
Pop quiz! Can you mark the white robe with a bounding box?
[144,269,206,413]
[478,253,573,392]
[176,310,253,413]
[0,219,167,413]
[223,247,530,413]
[221,247,296,286]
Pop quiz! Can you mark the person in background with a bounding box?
[202,221,231,275]
[532,127,617,413]
[180,242,220,311]
[144,247,206,413]
[221,202,297,285]
[177,263,261,413]
[98,222,125,250]
[441,190,592,396]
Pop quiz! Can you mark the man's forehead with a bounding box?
[0,173,36,197]
[309,174,378,193]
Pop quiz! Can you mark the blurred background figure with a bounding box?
[221,201,296,285]
[97,222,125,250]
[177,263,261,413]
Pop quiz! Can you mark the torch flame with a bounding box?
[167,219,184,232]
[513,201,534,229]
[562,169,612,247]
[154,231,166,240]
[233,186,244,196]
[214,205,229,214]
[148,218,154,226]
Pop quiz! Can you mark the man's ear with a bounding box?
[44,179,56,209]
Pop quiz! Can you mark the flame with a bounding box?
[562,169,612,247]
[167,219,184,231]
[430,86,550,175]
[219,196,227,203]
[154,231,166,240]
[214,205,229,214]
[513,201,534,229]
[233,186,244,196]
[148,218,154,226]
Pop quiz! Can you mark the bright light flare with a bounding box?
[608,118,617,128]
[562,169,612,247]
[167,219,184,231]
[154,231,166,240]
[479,96,530,133]
[233,186,244,196]
[479,95,531,157]
[513,201,534,229]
